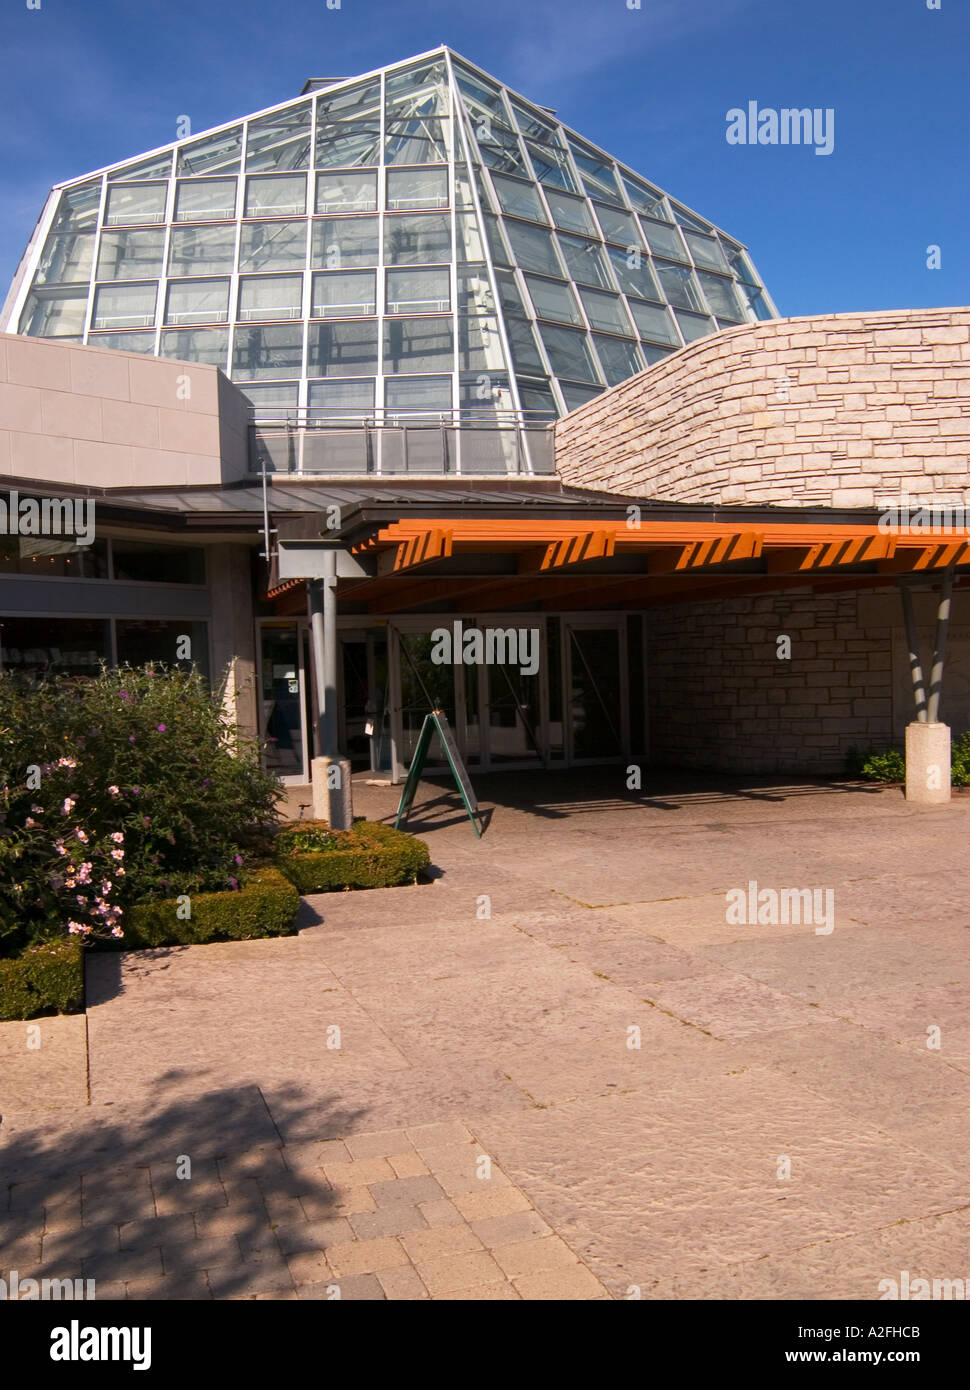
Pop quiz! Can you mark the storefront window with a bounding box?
[115,619,209,677]
[0,617,110,677]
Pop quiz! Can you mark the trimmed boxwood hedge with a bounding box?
[0,939,85,1021]
[123,867,300,948]
[275,819,430,893]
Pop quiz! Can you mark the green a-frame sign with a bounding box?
[394,709,482,837]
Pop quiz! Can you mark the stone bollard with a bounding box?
[904,721,950,804]
[311,756,354,828]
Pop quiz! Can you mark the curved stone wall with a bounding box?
[555,307,970,509]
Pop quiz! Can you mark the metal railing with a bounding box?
[248,406,557,477]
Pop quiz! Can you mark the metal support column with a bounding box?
[898,581,928,721]
[307,551,352,828]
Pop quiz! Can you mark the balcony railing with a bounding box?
[248,406,557,477]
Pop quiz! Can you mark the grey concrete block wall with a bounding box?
[0,332,250,488]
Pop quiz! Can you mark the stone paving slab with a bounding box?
[0,1014,88,1112]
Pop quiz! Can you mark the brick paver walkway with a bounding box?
[3,771,970,1300]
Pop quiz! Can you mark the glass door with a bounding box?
[259,622,309,783]
[565,620,628,763]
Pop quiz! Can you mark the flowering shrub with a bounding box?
[0,666,280,953]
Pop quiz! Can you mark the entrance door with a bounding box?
[259,622,309,783]
[565,620,627,763]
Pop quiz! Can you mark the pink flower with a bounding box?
[110,849,124,861]
[116,866,126,877]
[61,798,76,814]
[100,881,112,895]
[108,785,120,796]
[156,724,167,733]
[67,921,91,936]
[57,758,77,770]
[30,804,43,814]
[74,827,88,844]
[110,832,124,844]
[25,817,37,828]
[110,926,124,939]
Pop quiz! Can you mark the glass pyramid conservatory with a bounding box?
[3,46,777,427]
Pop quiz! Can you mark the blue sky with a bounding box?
[0,0,965,317]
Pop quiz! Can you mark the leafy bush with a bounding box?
[0,940,85,1021]
[276,819,430,893]
[845,746,906,782]
[950,732,970,787]
[123,867,299,948]
[0,666,280,953]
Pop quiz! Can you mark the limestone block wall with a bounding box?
[0,332,250,489]
[556,307,970,509]
[647,585,970,775]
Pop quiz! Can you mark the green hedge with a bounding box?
[0,940,85,1021]
[123,867,300,948]
[276,820,430,893]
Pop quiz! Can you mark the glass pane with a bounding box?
[240,381,299,415]
[487,661,541,765]
[0,616,110,677]
[19,288,88,337]
[627,298,678,344]
[477,126,529,177]
[113,543,205,585]
[494,269,526,317]
[386,166,448,211]
[232,324,304,379]
[525,275,583,325]
[246,103,312,171]
[398,631,457,764]
[491,174,546,223]
[671,204,712,232]
[622,176,668,220]
[382,316,453,374]
[311,270,376,317]
[315,78,381,167]
[568,142,622,202]
[104,183,166,226]
[697,271,742,320]
[168,224,236,276]
[569,628,622,758]
[455,211,486,263]
[311,215,378,268]
[97,229,165,280]
[88,330,156,354]
[51,183,101,232]
[307,320,379,376]
[383,213,451,265]
[639,217,687,261]
[307,377,374,417]
[506,317,544,373]
[315,169,377,213]
[159,327,229,367]
[559,380,604,410]
[483,213,511,266]
[457,264,494,314]
[385,57,450,114]
[655,260,706,312]
[177,127,242,175]
[685,230,729,272]
[384,375,452,413]
[525,141,576,191]
[607,245,660,299]
[579,288,633,335]
[504,220,563,276]
[238,220,307,272]
[453,65,509,121]
[385,266,449,315]
[642,342,674,365]
[458,314,506,372]
[238,274,303,321]
[174,177,237,221]
[454,163,476,209]
[593,203,641,247]
[517,376,558,417]
[559,234,612,289]
[245,174,306,217]
[93,282,157,330]
[260,625,303,777]
[385,118,448,165]
[592,334,644,386]
[0,536,108,579]
[34,232,95,285]
[723,241,758,284]
[164,278,228,326]
[675,310,714,342]
[538,324,599,383]
[108,152,174,181]
[737,282,774,321]
[544,188,594,235]
[511,102,561,145]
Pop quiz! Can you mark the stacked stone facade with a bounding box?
[556,307,970,510]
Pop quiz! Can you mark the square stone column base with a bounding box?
[311,757,354,828]
[904,721,950,803]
